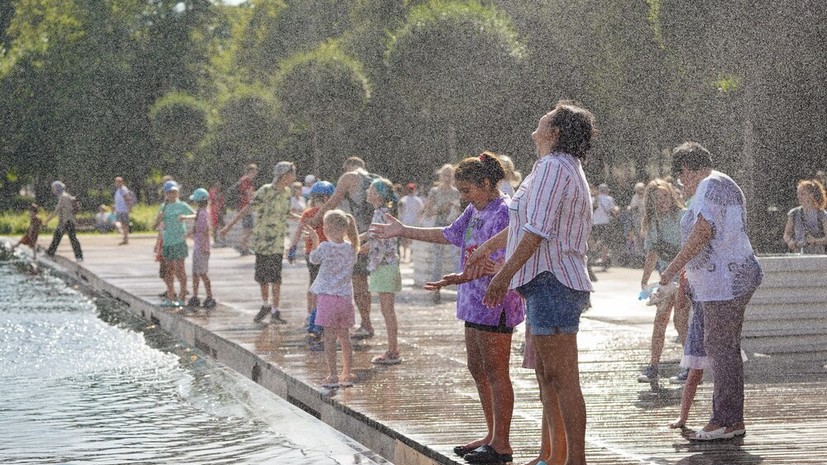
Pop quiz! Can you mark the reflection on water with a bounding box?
[0,260,363,465]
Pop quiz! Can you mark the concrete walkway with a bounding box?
[14,233,827,464]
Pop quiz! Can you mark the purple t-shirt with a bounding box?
[442,196,525,327]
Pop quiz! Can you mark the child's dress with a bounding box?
[309,242,357,328]
[442,196,525,329]
[367,206,402,293]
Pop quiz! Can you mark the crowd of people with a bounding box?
[11,98,827,465]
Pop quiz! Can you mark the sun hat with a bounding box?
[189,188,209,202]
[163,180,179,192]
[273,161,295,180]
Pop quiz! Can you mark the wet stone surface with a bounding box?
[25,233,827,464]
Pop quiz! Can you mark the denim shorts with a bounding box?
[517,271,590,335]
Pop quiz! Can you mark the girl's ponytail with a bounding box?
[345,213,361,251]
[455,151,506,188]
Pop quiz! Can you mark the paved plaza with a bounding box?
[13,233,827,464]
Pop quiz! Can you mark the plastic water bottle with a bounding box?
[638,283,659,301]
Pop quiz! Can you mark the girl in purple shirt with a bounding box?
[371,152,524,464]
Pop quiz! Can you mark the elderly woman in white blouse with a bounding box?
[659,142,763,442]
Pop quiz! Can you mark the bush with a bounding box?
[0,203,160,236]
[128,204,160,232]
[0,209,37,235]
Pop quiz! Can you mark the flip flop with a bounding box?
[462,444,513,464]
[453,445,473,457]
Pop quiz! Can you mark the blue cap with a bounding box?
[309,180,335,197]
[163,180,179,192]
[189,187,209,202]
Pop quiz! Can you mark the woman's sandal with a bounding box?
[686,426,735,441]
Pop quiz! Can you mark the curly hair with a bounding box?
[548,101,596,160]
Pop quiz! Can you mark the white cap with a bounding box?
[305,174,316,184]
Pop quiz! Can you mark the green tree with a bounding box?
[0,0,221,207]
[149,91,209,176]
[274,40,370,178]
[197,84,287,185]
[385,0,525,164]
[235,0,355,82]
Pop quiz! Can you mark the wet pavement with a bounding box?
[16,233,827,464]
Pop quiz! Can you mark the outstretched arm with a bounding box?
[370,213,449,244]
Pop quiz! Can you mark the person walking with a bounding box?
[231,163,258,256]
[44,181,84,262]
[475,101,596,465]
[113,176,136,245]
[658,141,763,441]
[222,162,296,324]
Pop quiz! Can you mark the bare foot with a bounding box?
[459,438,489,452]
[669,418,687,429]
[338,373,356,387]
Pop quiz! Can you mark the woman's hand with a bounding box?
[482,271,510,308]
[466,243,490,268]
[369,213,404,239]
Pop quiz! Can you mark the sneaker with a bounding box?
[270,310,286,324]
[637,364,659,383]
[669,368,690,384]
[160,298,180,308]
[202,297,217,309]
[253,305,270,323]
[186,296,201,308]
[351,327,374,339]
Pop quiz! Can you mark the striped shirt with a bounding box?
[506,152,593,292]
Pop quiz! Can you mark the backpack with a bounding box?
[124,189,137,209]
[71,196,81,214]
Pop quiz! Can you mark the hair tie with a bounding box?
[479,154,486,161]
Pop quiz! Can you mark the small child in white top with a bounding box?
[306,209,360,389]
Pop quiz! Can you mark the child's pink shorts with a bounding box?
[315,295,355,329]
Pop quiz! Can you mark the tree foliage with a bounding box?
[274,40,370,177]
[2,0,826,253]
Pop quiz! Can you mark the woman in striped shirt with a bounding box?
[475,101,595,465]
